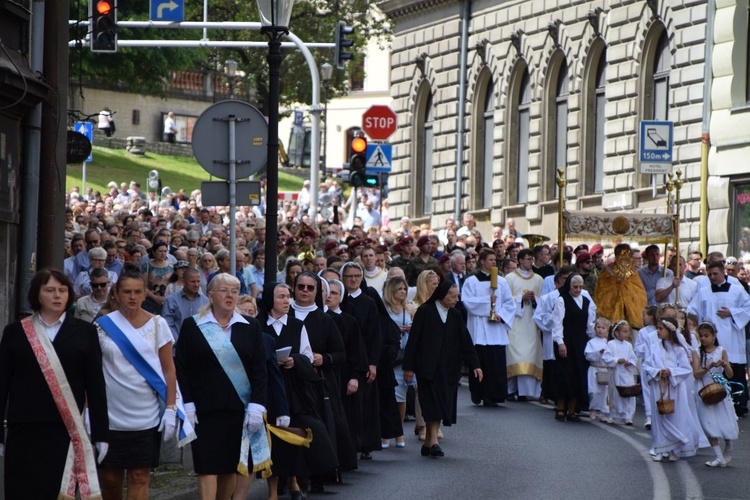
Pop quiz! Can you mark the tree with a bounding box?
[68,0,391,113]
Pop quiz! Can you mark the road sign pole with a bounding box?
[229,115,237,276]
[82,161,87,195]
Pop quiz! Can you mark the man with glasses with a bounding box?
[688,261,750,417]
[575,251,598,296]
[685,251,704,279]
[532,244,554,279]
[73,247,118,298]
[74,267,111,322]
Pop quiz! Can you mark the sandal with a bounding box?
[555,410,565,421]
[567,414,581,422]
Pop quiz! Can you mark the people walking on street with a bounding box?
[602,321,638,425]
[584,317,611,422]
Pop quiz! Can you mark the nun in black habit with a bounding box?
[289,272,357,476]
[325,277,369,468]
[403,280,482,458]
[259,282,338,497]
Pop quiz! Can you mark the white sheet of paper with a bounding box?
[276,346,292,362]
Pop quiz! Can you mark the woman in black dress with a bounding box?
[175,273,267,499]
[403,281,482,458]
[550,274,597,422]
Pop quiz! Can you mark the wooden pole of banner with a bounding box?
[556,168,566,270]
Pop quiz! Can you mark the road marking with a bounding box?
[591,420,670,500]
[677,461,703,500]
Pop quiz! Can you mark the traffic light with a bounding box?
[347,135,379,187]
[334,21,354,69]
[91,0,117,53]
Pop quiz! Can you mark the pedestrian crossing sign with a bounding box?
[365,144,392,173]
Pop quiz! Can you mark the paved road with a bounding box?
[235,381,749,500]
[2,381,747,499]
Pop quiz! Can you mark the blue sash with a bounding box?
[96,314,195,445]
[195,316,272,476]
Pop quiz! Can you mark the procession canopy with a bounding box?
[562,210,676,243]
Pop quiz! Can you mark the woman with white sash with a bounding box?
[175,273,268,500]
[95,270,181,499]
[0,268,108,499]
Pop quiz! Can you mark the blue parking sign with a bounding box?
[75,121,94,162]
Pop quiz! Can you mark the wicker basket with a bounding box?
[657,379,675,415]
[699,382,727,406]
[616,384,642,398]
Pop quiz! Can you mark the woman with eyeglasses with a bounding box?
[289,272,351,487]
[259,282,328,500]
[175,273,267,499]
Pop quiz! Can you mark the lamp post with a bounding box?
[256,0,295,282]
[320,62,333,180]
[225,56,238,99]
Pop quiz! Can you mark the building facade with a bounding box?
[380,0,744,255]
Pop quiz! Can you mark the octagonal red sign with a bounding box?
[362,105,397,141]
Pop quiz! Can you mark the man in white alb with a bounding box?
[361,246,387,295]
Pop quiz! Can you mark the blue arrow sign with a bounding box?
[639,120,673,163]
[75,121,94,162]
[150,0,184,21]
[365,143,392,173]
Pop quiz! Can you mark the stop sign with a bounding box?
[362,105,397,141]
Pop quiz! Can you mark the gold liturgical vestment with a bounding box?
[593,252,647,328]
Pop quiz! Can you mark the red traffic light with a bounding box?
[351,136,367,154]
[96,0,113,15]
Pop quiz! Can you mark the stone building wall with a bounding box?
[381,0,710,251]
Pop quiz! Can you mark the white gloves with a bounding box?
[244,403,266,433]
[95,442,109,464]
[84,408,91,437]
[275,415,290,428]
[158,407,177,442]
[184,402,198,427]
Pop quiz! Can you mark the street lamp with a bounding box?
[225,57,238,99]
[320,61,333,179]
[256,0,295,282]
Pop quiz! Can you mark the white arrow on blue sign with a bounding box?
[150,0,184,21]
[639,120,673,163]
[75,121,94,162]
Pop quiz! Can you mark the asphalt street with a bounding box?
[1,381,747,499]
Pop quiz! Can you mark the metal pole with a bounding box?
[229,115,237,275]
[556,168,566,269]
[264,29,283,280]
[323,83,329,177]
[82,161,87,194]
[202,0,208,41]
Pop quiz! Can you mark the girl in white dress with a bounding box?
[691,322,739,467]
[584,318,610,422]
[643,317,697,462]
[602,321,637,425]
[634,306,658,429]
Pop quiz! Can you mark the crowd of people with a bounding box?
[0,180,747,499]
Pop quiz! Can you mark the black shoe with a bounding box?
[360,452,372,460]
[555,411,565,421]
[567,414,581,422]
[429,444,444,458]
[517,396,528,402]
[290,491,306,500]
[309,481,325,494]
[507,394,518,402]
[483,400,498,407]
[471,393,481,405]
[420,445,431,457]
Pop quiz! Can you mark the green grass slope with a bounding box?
[67,146,304,196]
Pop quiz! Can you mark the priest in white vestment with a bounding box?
[462,248,517,406]
[505,249,543,399]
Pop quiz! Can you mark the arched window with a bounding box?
[507,64,530,206]
[413,82,433,216]
[471,70,495,210]
[583,45,607,195]
[545,54,569,200]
